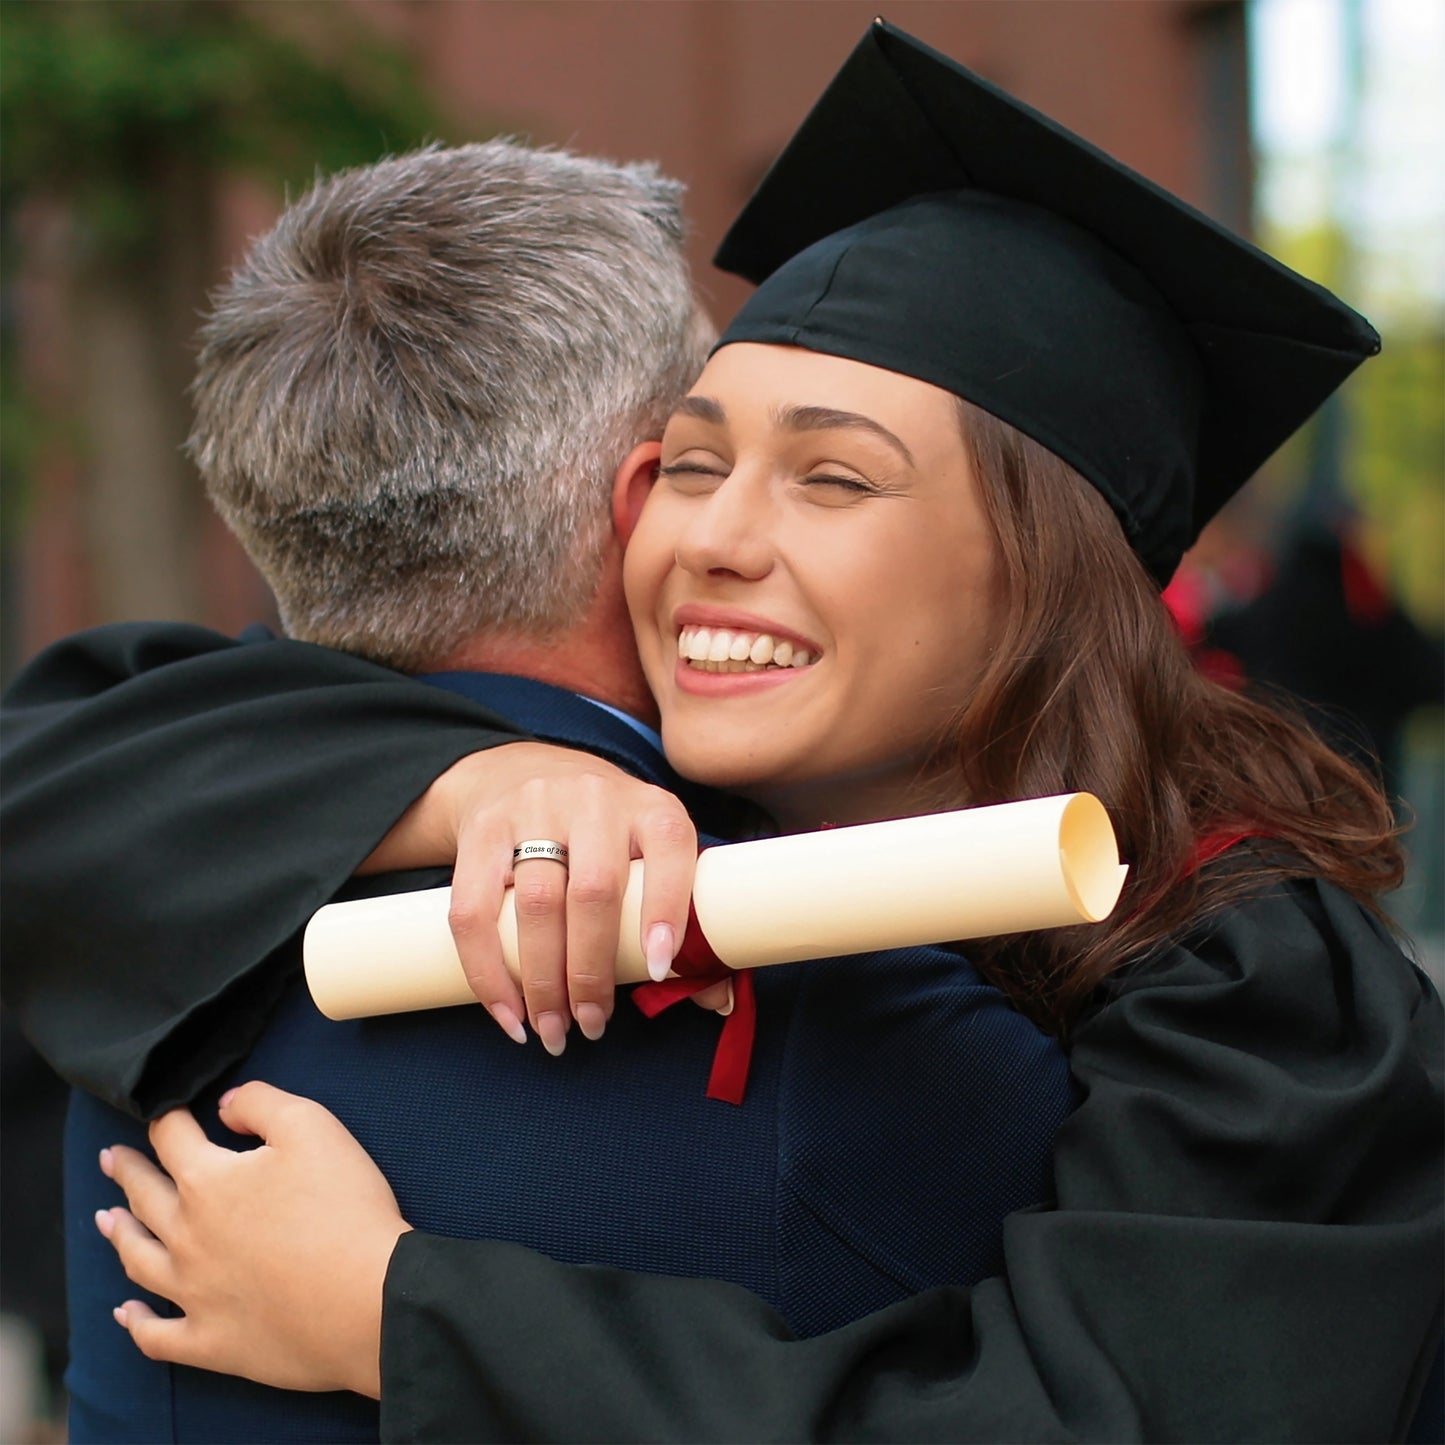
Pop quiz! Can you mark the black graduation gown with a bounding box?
[1,623,532,1116]
[4,623,1443,1443]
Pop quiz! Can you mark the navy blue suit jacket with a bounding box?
[64,672,1074,1443]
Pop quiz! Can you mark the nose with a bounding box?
[674,472,775,582]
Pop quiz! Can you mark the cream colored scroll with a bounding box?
[304,792,1128,1020]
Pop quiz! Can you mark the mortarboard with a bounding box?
[713,19,1379,584]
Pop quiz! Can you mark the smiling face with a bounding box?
[622,342,998,831]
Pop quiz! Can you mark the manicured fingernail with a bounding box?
[535,1011,568,1057]
[645,923,676,982]
[95,1209,114,1238]
[489,1004,528,1045]
[575,1003,607,1042]
[113,1306,129,1328]
[99,1148,114,1177]
[218,1088,237,1110]
[717,980,735,1017]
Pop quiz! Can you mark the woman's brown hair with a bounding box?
[943,400,1404,1034]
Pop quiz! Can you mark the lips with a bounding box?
[676,624,816,673]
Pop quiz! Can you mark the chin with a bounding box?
[669,752,769,793]
[660,732,771,794]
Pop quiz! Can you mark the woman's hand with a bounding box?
[97,1082,408,1398]
[361,741,723,1053]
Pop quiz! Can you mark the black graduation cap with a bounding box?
[713,19,1379,584]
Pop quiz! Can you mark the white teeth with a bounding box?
[675,625,818,672]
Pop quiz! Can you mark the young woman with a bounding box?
[70,22,1445,1441]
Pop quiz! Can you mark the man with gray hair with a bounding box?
[196,140,711,671]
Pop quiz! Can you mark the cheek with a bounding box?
[871,627,968,712]
[861,540,993,702]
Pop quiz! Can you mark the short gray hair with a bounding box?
[189,140,714,670]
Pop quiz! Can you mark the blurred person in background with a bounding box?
[1206,504,1445,798]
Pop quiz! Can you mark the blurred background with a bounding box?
[1,1,1441,1438]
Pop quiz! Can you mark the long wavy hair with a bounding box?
[938,400,1404,1034]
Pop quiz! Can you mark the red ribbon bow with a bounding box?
[632,899,756,1106]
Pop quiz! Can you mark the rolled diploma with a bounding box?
[305,792,1128,1020]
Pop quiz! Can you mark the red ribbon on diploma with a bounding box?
[632,900,757,1106]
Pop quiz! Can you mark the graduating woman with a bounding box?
[12,22,1445,1442]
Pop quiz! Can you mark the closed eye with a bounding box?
[658,462,727,477]
[796,472,893,505]
[656,460,729,496]
[803,473,877,493]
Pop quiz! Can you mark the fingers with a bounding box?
[690,979,735,1015]
[216,1080,332,1144]
[147,1108,214,1174]
[511,859,571,1054]
[103,1143,179,1238]
[449,808,529,1045]
[114,1301,206,1372]
[437,750,698,1053]
[512,779,691,1050]
[634,799,697,982]
[97,1207,176,1302]
[560,787,635,1045]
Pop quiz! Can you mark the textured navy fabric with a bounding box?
[64,670,1074,1442]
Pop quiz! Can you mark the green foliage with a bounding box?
[0,0,448,247]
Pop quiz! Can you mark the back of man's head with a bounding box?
[190,140,714,671]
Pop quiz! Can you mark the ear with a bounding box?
[612,440,662,546]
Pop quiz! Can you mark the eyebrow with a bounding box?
[775,405,916,467]
[672,395,917,468]
[674,395,727,425]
